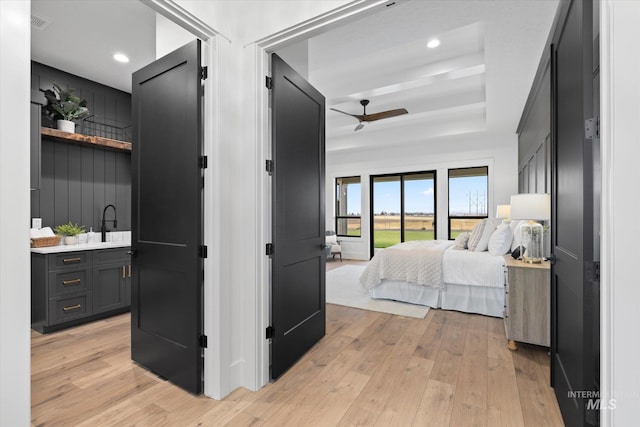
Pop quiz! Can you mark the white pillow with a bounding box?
[510,220,526,252]
[488,223,514,256]
[475,218,501,252]
[467,220,486,251]
[453,232,470,250]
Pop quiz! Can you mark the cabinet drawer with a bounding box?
[93,248,131,265]
[52,252,93,270]
[49,294,92,324]
[48,268,92,297]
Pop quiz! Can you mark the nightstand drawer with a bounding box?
[52,252,93,270]
[48,268,92,296]
[49,294,92,324]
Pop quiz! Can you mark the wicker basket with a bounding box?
[31,235,62,248]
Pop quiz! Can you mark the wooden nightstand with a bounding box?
[503,256,550,350]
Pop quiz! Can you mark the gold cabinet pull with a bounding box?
[63,257,82,264]
[122,266,126,279]
[62,278,81,286]
[128,265,131,278]
[63,304,81,312]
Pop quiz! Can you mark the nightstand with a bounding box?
[503,256,550,350]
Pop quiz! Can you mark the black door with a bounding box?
[131,40,204,394]
[270,54,326,379]
[550,0,598,424]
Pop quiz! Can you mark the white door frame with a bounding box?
[252,0,411,388]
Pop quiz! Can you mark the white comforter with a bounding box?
[360,240,453,290]
[360,240,506,290]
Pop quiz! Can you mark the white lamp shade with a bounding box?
[496,204,511,219]
[509,193,550,221]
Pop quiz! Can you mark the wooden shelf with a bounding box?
[41,127,131,152]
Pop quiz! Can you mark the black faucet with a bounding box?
[101,204,118,242]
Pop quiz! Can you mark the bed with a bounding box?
[359,239,508,318]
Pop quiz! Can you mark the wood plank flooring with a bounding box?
[32,263,563,426]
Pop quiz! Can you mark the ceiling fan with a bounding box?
[330,99,408,131]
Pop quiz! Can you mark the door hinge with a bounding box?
[266,326,274,339]
[585,117,599,140]
[265,76,273,89]
[586,260,600,282]
[200,335,208,348]
[266,159,273,176]
[201,66,208,80]
[200,155,208,169]
[200,245,208,258]
[266,243,274,256]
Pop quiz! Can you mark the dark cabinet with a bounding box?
[31,247,131,333]
[93,248,131,314]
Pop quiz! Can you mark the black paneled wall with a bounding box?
[31,61,131,130]
[36,141,131,232]
[31,62,131,232]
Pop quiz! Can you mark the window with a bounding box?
[371,171,436,250]
[335,176,361,237]
[448,166,488,239]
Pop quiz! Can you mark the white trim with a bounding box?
[599,3,612,425]
[139,0,224,399]
[139,0,230,43]
[253,0,408,51]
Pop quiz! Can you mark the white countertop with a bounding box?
[31,241,131,254]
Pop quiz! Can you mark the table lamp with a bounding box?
[509,193,550,263]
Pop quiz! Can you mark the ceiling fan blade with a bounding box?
[330,107,359,118]
[362,108,408,122]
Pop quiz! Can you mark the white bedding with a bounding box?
[443,246,506,288]
[360,240,506,290]
[359,240,453,290]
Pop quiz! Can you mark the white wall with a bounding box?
[326,131,518,259]
[601,1,640,424]
[0,1,31,425]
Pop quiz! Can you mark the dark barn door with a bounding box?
[270,54,326,379]
[550,0,598,424]
[131,40,204,394]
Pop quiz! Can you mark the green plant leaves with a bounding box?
[40,82,91,121]
[53,221,86,236]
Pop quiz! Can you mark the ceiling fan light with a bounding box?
[354,122,365,131]
[427,39,440,49]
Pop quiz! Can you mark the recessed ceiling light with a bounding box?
[427,39,440,49]
[113,53,130,63]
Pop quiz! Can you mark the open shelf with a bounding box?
[41,127,132,152]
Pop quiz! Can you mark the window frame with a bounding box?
[369,170,437,255]
[447,166,489,240]
[335,176,362,238]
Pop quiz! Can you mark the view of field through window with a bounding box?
[372,172,435,248]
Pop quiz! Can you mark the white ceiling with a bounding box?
[307,0,559,152]
[31,0,156,93]
[31,0,559,153]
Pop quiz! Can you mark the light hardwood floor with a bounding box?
[31,262,563,426]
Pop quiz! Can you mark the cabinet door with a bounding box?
[92,262,127,314]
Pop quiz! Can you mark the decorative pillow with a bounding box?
[326,234,337,245]
[474,218,501,252]
[453,232,470,250]
[467,220,486,251]
[488,223,514,256]
[510,220,526,252]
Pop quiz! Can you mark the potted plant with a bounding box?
[54,221,86,245]
[40,83,90,133]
